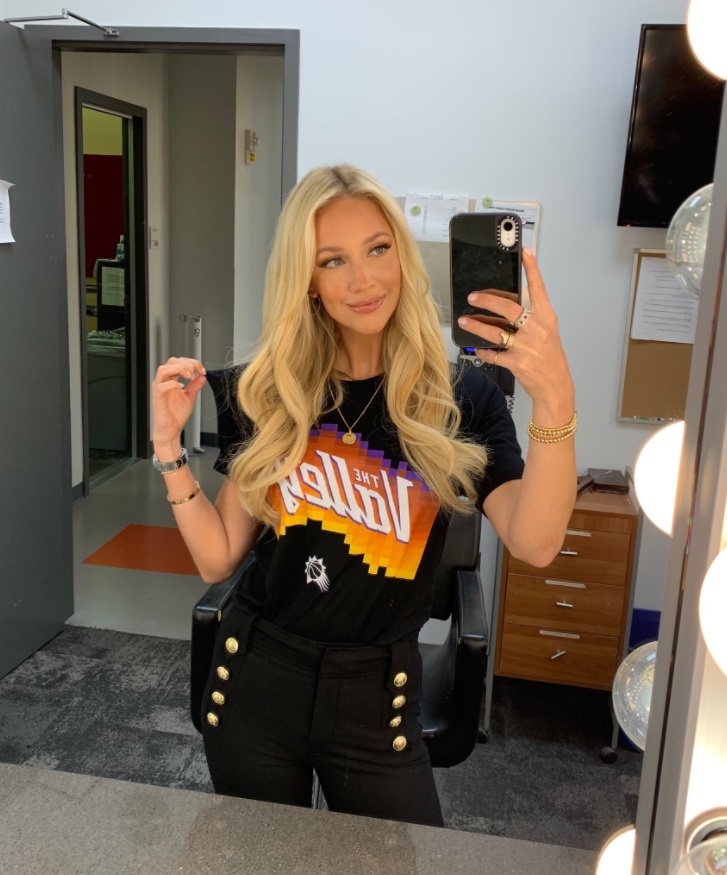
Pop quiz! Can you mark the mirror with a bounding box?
[0,3,712,864]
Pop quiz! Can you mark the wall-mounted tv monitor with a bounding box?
[617,24,724,228]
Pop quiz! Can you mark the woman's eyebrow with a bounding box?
[316,231,391,257]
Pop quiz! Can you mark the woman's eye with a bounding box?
[371,243,390,256]
[320,257,344,268]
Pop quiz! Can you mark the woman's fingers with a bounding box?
[465,289,522,326]
[153,357,206,388]
[457,315,517,348]
[521,248,550,307]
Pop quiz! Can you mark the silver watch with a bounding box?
[152,447,188,473]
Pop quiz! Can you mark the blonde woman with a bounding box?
[151,164,576,826]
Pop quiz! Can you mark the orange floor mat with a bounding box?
[83,524,200,577]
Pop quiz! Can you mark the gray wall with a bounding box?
[168,54,237,434]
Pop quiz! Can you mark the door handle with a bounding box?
[550,650,567,660]
[556,601,574,608]
[559,549,578,556]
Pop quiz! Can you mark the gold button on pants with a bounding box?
[392,735,407,751]
[393,672,407,687]
[216,666,230,681]
[389,715,402,728]
[206,712,219,728]
[211,691,225,706]
[392,694,406,709]
[225,637,239,655]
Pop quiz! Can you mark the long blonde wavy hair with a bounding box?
[229,164,489,527]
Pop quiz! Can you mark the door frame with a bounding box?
[41,26,299,200]
[31,25,299,498]
[75,89,148,494]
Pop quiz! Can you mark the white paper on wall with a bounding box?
[403,193,469,243]
[0,179,15,244]
[630,256,698,344]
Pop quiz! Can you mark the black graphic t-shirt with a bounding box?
[212,365,524,645]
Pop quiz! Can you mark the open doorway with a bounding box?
[76,91,148,490]
[55,36,294,500]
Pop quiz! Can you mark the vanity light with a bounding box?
[699,549,727,677]
[612,641,657,751]
[634,421,686,536]
[687,0,727,80]
[672,830,727,875]
[666,184,713,298]
[596,826,636,875]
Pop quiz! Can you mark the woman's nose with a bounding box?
[348,260,373,291]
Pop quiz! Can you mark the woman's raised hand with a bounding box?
[456,248,574,424]
[151,357,207,449]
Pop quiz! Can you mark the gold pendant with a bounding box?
[342,431,356,445]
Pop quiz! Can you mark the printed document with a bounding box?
[630,256,698,344]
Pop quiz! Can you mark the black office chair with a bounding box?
[191,511,488,770]
[418,510,488,767]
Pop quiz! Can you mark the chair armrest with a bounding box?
[454,569,488,650]
[423,569,489,767]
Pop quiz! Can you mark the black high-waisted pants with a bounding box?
[200,605,443,827]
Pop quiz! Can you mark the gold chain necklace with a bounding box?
[337,378,384,445]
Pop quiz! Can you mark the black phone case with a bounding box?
[449,212,522,350]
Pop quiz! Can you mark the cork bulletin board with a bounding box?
[618,250,694,422]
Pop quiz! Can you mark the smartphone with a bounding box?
[449,212,523,352]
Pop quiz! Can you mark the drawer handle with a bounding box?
[559,549,578,556]
[565,529,591,538]
[550,650,567,660]
[556,600,574,608]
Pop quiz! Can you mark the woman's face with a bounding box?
[310,197,401,342]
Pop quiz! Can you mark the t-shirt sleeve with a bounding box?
[456,365,525,509]
[206,368,253,477]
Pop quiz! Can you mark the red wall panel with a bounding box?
[83,154,124,278]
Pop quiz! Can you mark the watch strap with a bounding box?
[153,447,189,474]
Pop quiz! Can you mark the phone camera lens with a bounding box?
[503,221,513,232]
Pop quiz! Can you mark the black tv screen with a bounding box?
[617,24,724,228]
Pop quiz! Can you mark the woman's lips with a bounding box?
[347,296,384,314]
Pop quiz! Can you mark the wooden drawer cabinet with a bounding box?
[495,490,638,691]
[504,574,626,636]
[498,624,620,688]
[507,528,631,586]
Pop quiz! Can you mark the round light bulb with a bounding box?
[688,0,727,80]
[699,549,727,677]
[612,641,657,751]
[596,826,636,875]
[665,184,713,299]
[671,833,727,875]
[634,421,685,536]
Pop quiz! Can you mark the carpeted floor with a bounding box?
[0,625,640,851]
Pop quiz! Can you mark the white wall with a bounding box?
[41,0,695,607]
[61,51,170,487]
[167,54,237,434]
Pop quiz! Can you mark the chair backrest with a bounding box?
[429,512,482,620]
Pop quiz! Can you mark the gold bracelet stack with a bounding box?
[528,411,578,444]
[167,480,201,505]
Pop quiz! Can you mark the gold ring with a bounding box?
[500,331,514,351]
[514,307,532,329]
